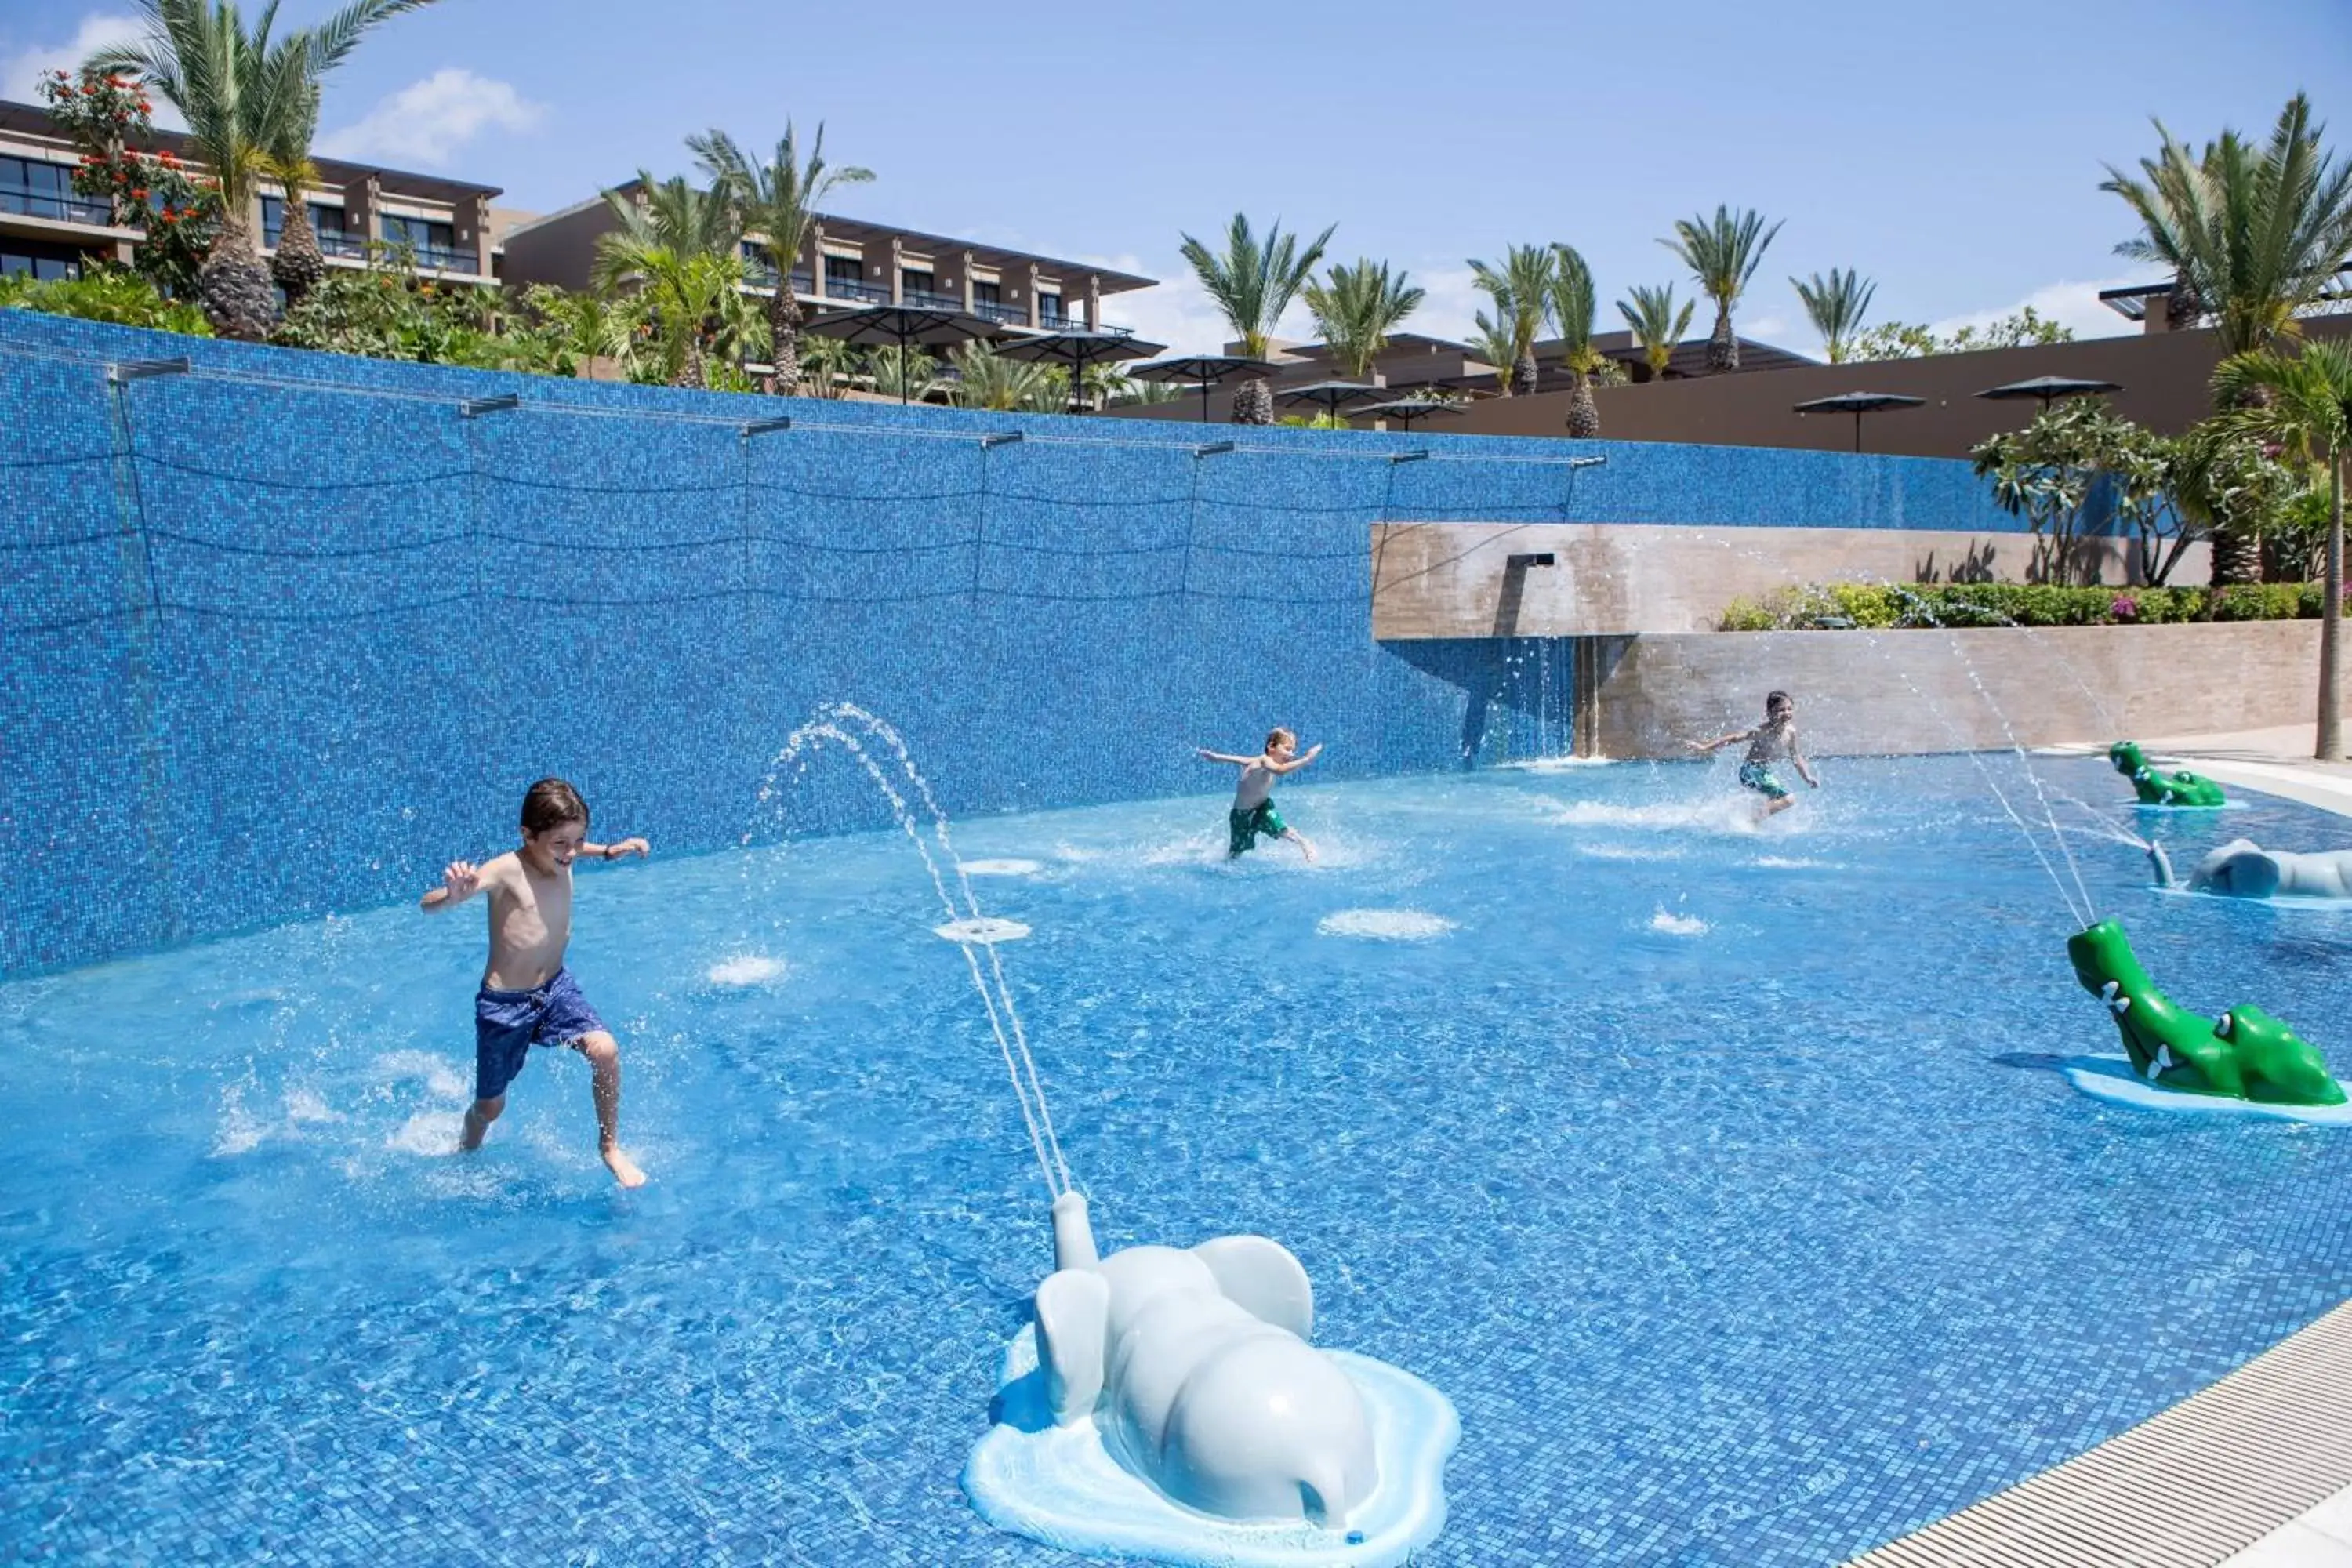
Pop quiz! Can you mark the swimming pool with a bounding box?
[4,752,2347,1566]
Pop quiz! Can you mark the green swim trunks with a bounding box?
[1229,801,1288,856]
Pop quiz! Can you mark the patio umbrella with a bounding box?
[1791,390,1926,452]
[1975,375,2124,413]
[799,303,1009,404]
[989,329,1167,414]
[1276,380,1387,426]
[1129,354,1281,423]
[1350,398,1468,432]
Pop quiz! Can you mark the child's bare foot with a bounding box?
[602,1146,647,1187]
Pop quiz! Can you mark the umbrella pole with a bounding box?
[1200,379,1210,423]
[1853,411,1862,453]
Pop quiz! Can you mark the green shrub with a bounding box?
[0,267,211,336]
[1715,579,2315,631]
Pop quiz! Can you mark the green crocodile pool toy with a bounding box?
[2067,920,2343,1106]
[2107,741,2226,807]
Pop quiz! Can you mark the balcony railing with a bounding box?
[900,286,965,312]
[819,274,889,304]
[971,299,1028,326]
[318,233,369,260]
[1,189,114,227]
[408,243,479,274]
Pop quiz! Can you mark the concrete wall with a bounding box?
[1370,522,2209,638]
[1588,621,2321,757]
[1446,316,2352,457]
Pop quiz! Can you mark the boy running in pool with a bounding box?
[421,777,652,1187]
[1197,728,1322,862]
[1688,690,1820,818]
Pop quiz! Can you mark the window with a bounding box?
[971,280,1000,308]
[381,213,466,271]
[822,253,880,302]
[262,198,361,257]
[900,267,935,300]
[0,238,89,281]
[1038,289,1063,323]
[0,156,105,225]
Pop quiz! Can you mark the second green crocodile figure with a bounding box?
[2107,740,2226,807]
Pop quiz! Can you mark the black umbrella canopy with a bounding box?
[1351,398,1468,430]
[1276,380,1388,416]
[1975,375,2124,408]
[799,304,1009,402]
[1130,355,1283,423]
[1791,390,1926,452]
[989,329,1168,413]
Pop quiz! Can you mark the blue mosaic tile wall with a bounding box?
[0,313,2035,975]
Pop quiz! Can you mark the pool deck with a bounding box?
[1854,719,2352,1567]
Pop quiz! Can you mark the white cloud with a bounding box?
[1926,275,2146,343]
[2,12,184,129]
[317,68,542,169]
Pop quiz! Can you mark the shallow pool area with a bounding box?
[5,753,2350,1566]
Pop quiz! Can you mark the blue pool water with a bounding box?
[4,753,2349,1566]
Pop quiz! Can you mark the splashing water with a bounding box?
[748,703,1073,1200]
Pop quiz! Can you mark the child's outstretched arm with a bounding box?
[421,858,483,912]
[582,837,652,862]
[1790,732,1820,787]
[1196,747,1253,766]
[1686,727,1754,754]
[1269,742,1324,775]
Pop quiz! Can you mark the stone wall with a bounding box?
[1588,622,2321,757]
[1371,522,2205,638]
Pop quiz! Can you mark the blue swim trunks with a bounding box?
[474,968,606,1102]
[1737,760,1790,800]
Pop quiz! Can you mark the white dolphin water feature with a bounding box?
[755,706,1457,1563]
[2150,838,2352,900]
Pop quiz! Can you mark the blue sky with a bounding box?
[8,0,2348,355]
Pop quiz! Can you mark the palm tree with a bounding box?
[592,172,752,387]
[91,0,441,339]
[796,333,856,398]
[1616,285,1694,381]
[261,73,328,308]
[1468,243,1555,395]
[867,345,941,402]
[1301,259,1425,381]
[689,123,873,395]
[949,340,1063,411]
[2103,94,2352,354]
[2215,341,2352,760]
[1468,310,1520,396]
[1547,243,1602,436]
[1661,205,1783,373]
[1178,213,1333,423]
[1791,268,1876,364]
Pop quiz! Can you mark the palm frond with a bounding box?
[1178,213,1334,357]
[1791,268,1877,363]
[1661,205,1784,307]
[1301,258,1423,379]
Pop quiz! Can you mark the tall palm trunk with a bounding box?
[1511,351,1537,397]
[270,197,326,309]
[1566,372,1601,437]
[675,329,707,390]
[2211,377,2272,584]
[1705,301,1737,372]
[1231,376,1273,425]
[199,205,278,340]
[767,283,802,394]
[2321,452,2344,760]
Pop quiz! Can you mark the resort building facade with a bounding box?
[0,97,503,285]
[499,181,1156,333]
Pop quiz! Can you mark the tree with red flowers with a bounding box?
[36,68,220,299]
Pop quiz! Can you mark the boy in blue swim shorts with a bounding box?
[420,778,652,1186]
[1687,690,1820,818]
[1197,728,1322,862]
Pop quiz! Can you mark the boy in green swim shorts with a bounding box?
[1197,728,1322,862]
[1687,690,1820,818]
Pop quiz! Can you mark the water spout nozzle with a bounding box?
[1051,1189,1098,1270]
